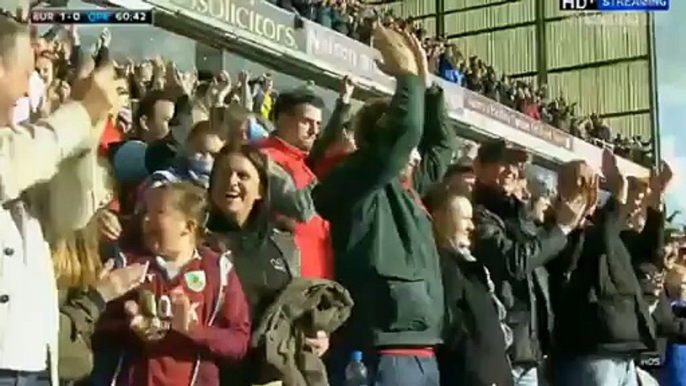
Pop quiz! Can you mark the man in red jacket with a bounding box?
[257,87,333,280]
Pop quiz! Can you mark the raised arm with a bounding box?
[313,27,429,218]
[0,65,119,203]
[307,76,355,170]
[472,208,568,281]
[414,83,454,196]
[313,76,424,218]
[0,103,95,203]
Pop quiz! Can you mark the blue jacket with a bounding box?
[665,300,686,386]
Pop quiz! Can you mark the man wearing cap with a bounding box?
[470,139,586,386]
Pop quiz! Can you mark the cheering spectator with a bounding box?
[206,144,333,385]
[314,26,446,386]
[307,75,356,179]
[52,220,147,382]
[132,90,176,155]
[251,73,278,121]
[443,156,476,197]
[551,151,667,386]
[0,15,120,386]
[143,121,225,191]
[97,182,251,386]
[471,140,588,386]
[426,186,513,386]
[526,174,555,224]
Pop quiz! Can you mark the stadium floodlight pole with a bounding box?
[647,11,661,169]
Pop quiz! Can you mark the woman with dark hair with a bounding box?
[206,143,329,386]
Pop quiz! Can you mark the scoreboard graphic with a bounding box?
[30,9,154,24]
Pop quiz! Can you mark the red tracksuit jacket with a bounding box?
[258,136,334,280]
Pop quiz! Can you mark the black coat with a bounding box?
[552,198,659,357]
[636,289,686,371]
[437,247,513,386]
[472,184,568,365]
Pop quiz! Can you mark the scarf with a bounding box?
[457,246,514,348]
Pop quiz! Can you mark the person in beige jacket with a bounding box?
[0,15,140,386]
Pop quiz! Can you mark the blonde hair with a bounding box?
[50,160,115,290]
[52,218,102,290]
[148,181,208,239]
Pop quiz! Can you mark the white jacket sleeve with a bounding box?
[0,102,96,203]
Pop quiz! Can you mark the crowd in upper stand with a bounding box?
[265,0,652,166]
[0,5,684,386]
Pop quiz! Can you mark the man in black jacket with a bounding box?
[471,139,587,386]
[551,151,669,386]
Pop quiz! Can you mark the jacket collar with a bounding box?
[474,182,520,219]
[440,245,476,263]
[260,135,308,161]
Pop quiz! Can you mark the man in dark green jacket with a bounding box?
[313,26,448,386]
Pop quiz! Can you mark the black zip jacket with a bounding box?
[552,197,658,357]
[472,184,568,365]
[437,247,513,386]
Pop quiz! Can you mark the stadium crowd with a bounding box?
[265,0,650,165]
[0,5,685,386]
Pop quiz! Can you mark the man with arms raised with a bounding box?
[313,25,444,385]
[0,15,143,386]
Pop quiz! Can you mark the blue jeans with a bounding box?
[373,355,439,386]
[0,370,49,386]
[512,366,540,386]
[555,356,639,386]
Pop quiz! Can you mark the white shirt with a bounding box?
[0,102,108,383]
[0,200,58,372]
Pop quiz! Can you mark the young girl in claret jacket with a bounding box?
[95,181,251,386]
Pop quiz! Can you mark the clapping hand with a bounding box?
[372,23,429,86]
[125,299,167,342]
[555,160,599,232]
[340,76,355,104]
[99,28,112,48]
[94,260,147,302]
[601,149,627,204]
[169,288,200,335]
[646,161,673,210]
